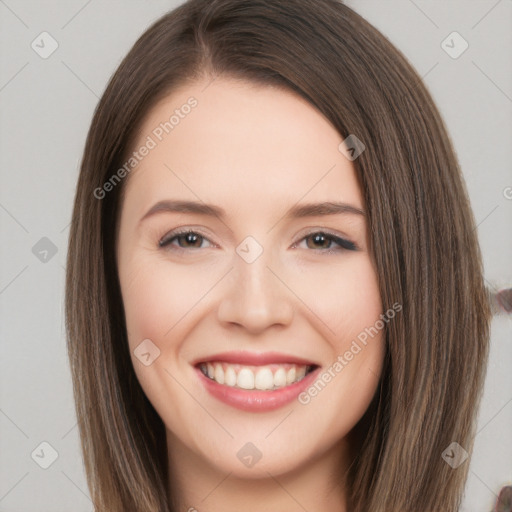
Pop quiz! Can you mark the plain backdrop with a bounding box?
[0,1,511,511]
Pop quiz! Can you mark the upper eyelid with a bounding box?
[158,227,216,247]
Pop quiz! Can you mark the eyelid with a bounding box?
[158,226,217,248]
[292,228,358,252]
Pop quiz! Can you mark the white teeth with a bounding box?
[254,368,274,390]
[237,368,255,389]
[274,368,287,387]
[225,366,237,386]
[214,364,224,384]
[200,362,313,390]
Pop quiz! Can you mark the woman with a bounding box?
[65,0,491,510]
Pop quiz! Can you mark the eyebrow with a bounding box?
[139,199,366,224]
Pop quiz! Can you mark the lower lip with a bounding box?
[195,366,321,412]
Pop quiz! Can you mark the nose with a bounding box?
[216,247,294,334]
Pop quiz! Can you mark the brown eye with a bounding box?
[176,232,203,248]
[159,230,211,250]
[305,233,331,249]
[300,232,357,252]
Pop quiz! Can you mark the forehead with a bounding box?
[122,77,364,217]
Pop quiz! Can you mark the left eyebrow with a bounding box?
[138,199,366,225]
[285,201,366,219]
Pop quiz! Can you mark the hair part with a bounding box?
[65,1,490,510]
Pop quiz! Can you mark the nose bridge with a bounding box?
[233,234,276,289]
[239,247,273,294]
[234,238,281,308]
[216,236,294,331]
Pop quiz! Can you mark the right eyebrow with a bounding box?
[139,200,226,225]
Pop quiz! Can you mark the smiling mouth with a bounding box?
[197,362,318,391]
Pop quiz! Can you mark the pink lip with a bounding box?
[192,350,318,367]
[195,365,321,412]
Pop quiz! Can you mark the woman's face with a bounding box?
[116,76,386,479]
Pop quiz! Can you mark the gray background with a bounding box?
[0,1,510,511]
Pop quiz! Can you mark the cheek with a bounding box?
[291,255,385,427]
[120,254,218,348]
[328,257,385,399]
[292,254,382,339]
[118,255,217,437]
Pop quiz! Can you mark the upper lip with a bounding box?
[192,350,319,367]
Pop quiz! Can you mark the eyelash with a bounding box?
[158,228,357,254]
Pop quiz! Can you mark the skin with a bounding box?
[116,76,386,512]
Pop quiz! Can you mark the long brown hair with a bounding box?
[65,1,491,510]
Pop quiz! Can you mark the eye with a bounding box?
[294,231,357,253]
[158,229,357,253]
[159,229,214,250]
